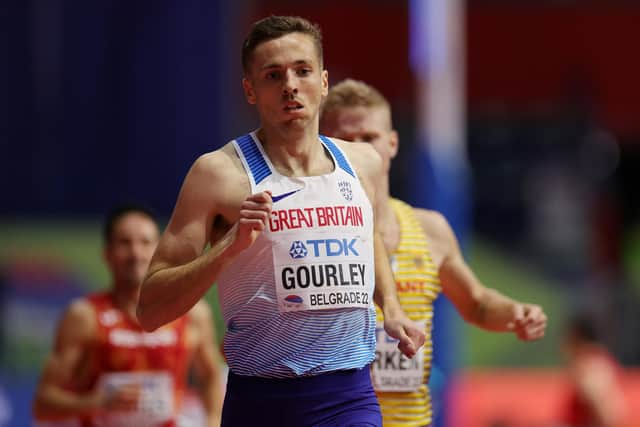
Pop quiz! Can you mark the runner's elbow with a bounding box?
[136,302,161,332]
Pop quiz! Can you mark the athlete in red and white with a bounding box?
[33,205,224,427]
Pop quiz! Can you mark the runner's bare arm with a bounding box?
[33,300,103,419]
[189,301,225,427]
[418,210,547,341]
[342,142,397,309]
[137,149,272,331]
[343,140,425,357]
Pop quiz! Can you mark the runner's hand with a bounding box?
[228,191,272,255]
[384,313,426,358]
[508,303,547,341]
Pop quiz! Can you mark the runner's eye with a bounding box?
[361,134,378,143]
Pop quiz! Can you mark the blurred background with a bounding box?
[2,0,640,426]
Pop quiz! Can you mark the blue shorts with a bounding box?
[221,365,381,427]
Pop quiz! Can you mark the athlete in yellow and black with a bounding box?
[320,79,548,427]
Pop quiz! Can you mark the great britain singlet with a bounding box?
[216,132,376,378]
[371,199,441,427]
[81,293,190,427]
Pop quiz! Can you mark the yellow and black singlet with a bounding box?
[372,198,442,427]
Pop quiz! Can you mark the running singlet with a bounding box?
[216,132,376,378]
[371,199,441,427]
[81,293,190,427]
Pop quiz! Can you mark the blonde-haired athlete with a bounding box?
[321,79,548,427]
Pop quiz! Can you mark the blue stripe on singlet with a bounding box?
[319,135,356,177]
[222,291,377,377]
[236,134,271,184]
[219,251,377,378]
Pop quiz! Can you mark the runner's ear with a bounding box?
[243,78,256,104]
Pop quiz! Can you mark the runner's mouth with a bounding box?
[284,103,304,111]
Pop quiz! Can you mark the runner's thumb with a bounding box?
[397,328,417,358]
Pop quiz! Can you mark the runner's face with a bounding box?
[321,105,398,172]
[105,213,159,288]
[243,32,328,130]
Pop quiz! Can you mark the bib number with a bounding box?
[273,233,374,312]
[371,320,426,392]
[94,372,174,427]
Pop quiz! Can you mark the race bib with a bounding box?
[94,372,174,427]
[371,320,426,392]
[273,232,374,312]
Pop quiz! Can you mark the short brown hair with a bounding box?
[103,203,159,244]
[322,79,391,116]
[241,15,323,73]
